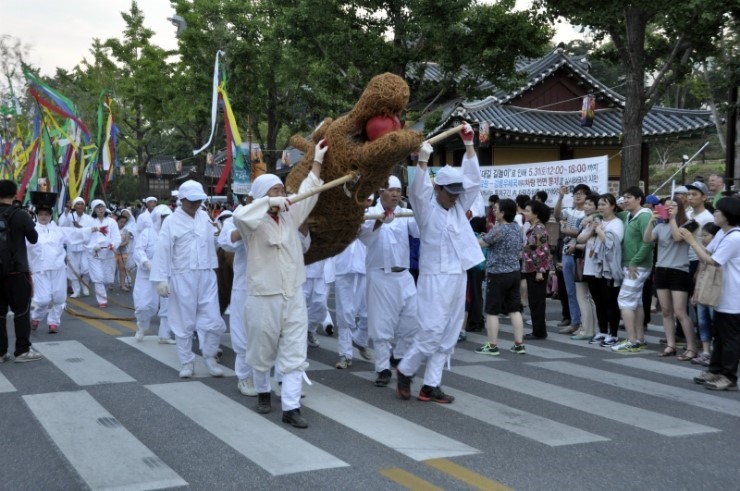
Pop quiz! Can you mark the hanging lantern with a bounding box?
[155,163,162,178]
[132,166,138,177]
[120,166,126,176]
[175,160,182,172]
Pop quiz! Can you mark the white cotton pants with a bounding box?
[168,270,226,365]
[398,272,466,387]
[133,271,171,339]
[366,269,418,373]
[303,277,329,334]
[230,287,253,381]
[66,250,89,295]
[31,269,67,326]
[88,252,116,304]
[335,273,369,359]
[253,367,302,411]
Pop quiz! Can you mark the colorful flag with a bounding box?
[580,94,595,127]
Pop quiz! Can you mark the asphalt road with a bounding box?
[1,287,737,491]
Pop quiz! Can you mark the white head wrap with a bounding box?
[179,180,208,201]
[387,176,402,190]
[150,204,173,233]
[72,197,85,207]
[90,199,106,215]
[250,174,283,199]
[144,196,158,204]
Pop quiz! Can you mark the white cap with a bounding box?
[250,174,283,199]
[434,165,465,194]
[217,210,233,221]
[72,197,85,206]
[178,180,207,201]
[144,196,157,204]
[90,199,106,212]
[387,176,402,190]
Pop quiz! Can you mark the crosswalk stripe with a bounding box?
[529,361,740,418]
[146,381,349,476]
[66,297,136,331]
[425,458,512,491]
[606,358,702,379]
[0,370,16,393]
[301,382,479,460]
[23,390,187,490]
[118,336,236,377]
[451,348,505,364]
[454,365,719,436]
[380,468,443,491]
[33,341,135,385]
[352,371,608,447]
[464,331,584,359]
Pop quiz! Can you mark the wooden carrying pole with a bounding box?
[364,211,414,221]
[427,124,464,145]
[288,171,359,204]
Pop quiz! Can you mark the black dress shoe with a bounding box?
[375,369,392,387]
[524,333,547,340]
[324,324,334,336]
[256,392,271,414]
[282,408,308,428]
[390,356,401,368]
[396,369,413,400]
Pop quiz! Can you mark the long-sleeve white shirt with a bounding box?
[217,217,248,291]
[27,222,91,273]
[409,155,485,274]
[86,216,122,257]
[150,207,219,281]
[359,202,419,272]
[334,238,367,275]
[58,211,94,252]
[233,171,323,296]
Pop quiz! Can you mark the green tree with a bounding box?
[535,0,738,187]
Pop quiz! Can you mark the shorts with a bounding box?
[654,267,692,293]
[617,267,652,310]
[485,271,522,315]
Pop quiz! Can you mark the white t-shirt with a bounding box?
[583,217,624,276]
[687,208,714,262]
[708,227,740,314]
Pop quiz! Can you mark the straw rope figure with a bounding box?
[286,73,423,264]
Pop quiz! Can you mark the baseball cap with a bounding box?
[674,186,689,194]
[685,182,709,195]
[645,194,660,206]
[434,166,465,195]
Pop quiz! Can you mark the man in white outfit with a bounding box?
[303,257,334,348]
[359,176,420,387]
[58,197,93,297]
[136,196,158,231]
[397,124,484,403]
[233,140,326,429]
[133,204,175,344]
[151,180,227,378]
[217,208,258,396]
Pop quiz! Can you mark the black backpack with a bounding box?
[0,205,21,276]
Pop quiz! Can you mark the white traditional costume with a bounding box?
[233,171,323,414]
[359,176,420,382]
[150,181,226,378]
[86,199,122,307]
[133,205,173,343]
[303,257,335,346]
[398,149,484,395]
[332,237,370,368]
[58,197,94,297]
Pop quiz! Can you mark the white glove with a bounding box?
[418,141,433,163]
[143,260,151,271]
[157,281,170,297]
[314,139,329,164]
[381,209,395,224]
[460,123,475,146]
[268,197,291,212]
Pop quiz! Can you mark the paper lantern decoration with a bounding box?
[120,166,126,176]
[132,166,138,177]
[175,160,182,172]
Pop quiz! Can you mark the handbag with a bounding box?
[695,263,722,307]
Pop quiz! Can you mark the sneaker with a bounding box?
[307,332,320,348]
[557,319,571,327]
[14,349,43,363]
[282,408,308,428]
[396,369,413,400]
[589,333,607,344]
[509,344,526,355]
[390,355,401,368]
[179,362,194,378]
[600,336,619,347]
[457,332,467,343]
[693,371,721,385]
[158,338,176,345]
[323,323,334,337]
[31,320,39,331]
[611,341,642,353]
[704,375,739,391]
[570,332,591,340]
[352,341,373,361]
[0,353,12,363]
[82,286,90,296]
[203,357,224,377]
[69,293,81,299]
[524,333,547,340]
[99,303,107,309]
[215,349,223,361]
[525,319,533,326]
[237,378,258,396]
[475,342,500,356]
[417,385,455,404]
[135,329,145,342]
[48,324,58,334]
[375,369,392,387]
[256,392,272,413]
[335,356,352,369]
[635,340,648,350]
[691,352,711,366]
[558,325,578,335]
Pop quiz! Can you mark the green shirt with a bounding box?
[617,208,654,269]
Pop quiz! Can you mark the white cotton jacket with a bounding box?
[334,238,367,275]
[58,211,94,252]
[150,207,218,281]
[233,171,323,297]
[359,202,419,272]
[217,216,248,291]
[409,154,485,274]
[86,216,122,258]
[27,221,90,273]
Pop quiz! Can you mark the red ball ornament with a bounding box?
[365,115,402,141]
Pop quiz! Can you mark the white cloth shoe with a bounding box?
[158,338,176,345]
[135,329,145,342]
[203,357,224,377]
[237,377,258,396]
[82,285,90,296]
[179,362,194,378]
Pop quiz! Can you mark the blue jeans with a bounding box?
[562,254,581,325]
[696,303,714,343]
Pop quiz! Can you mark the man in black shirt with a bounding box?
[0,180,42,363]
